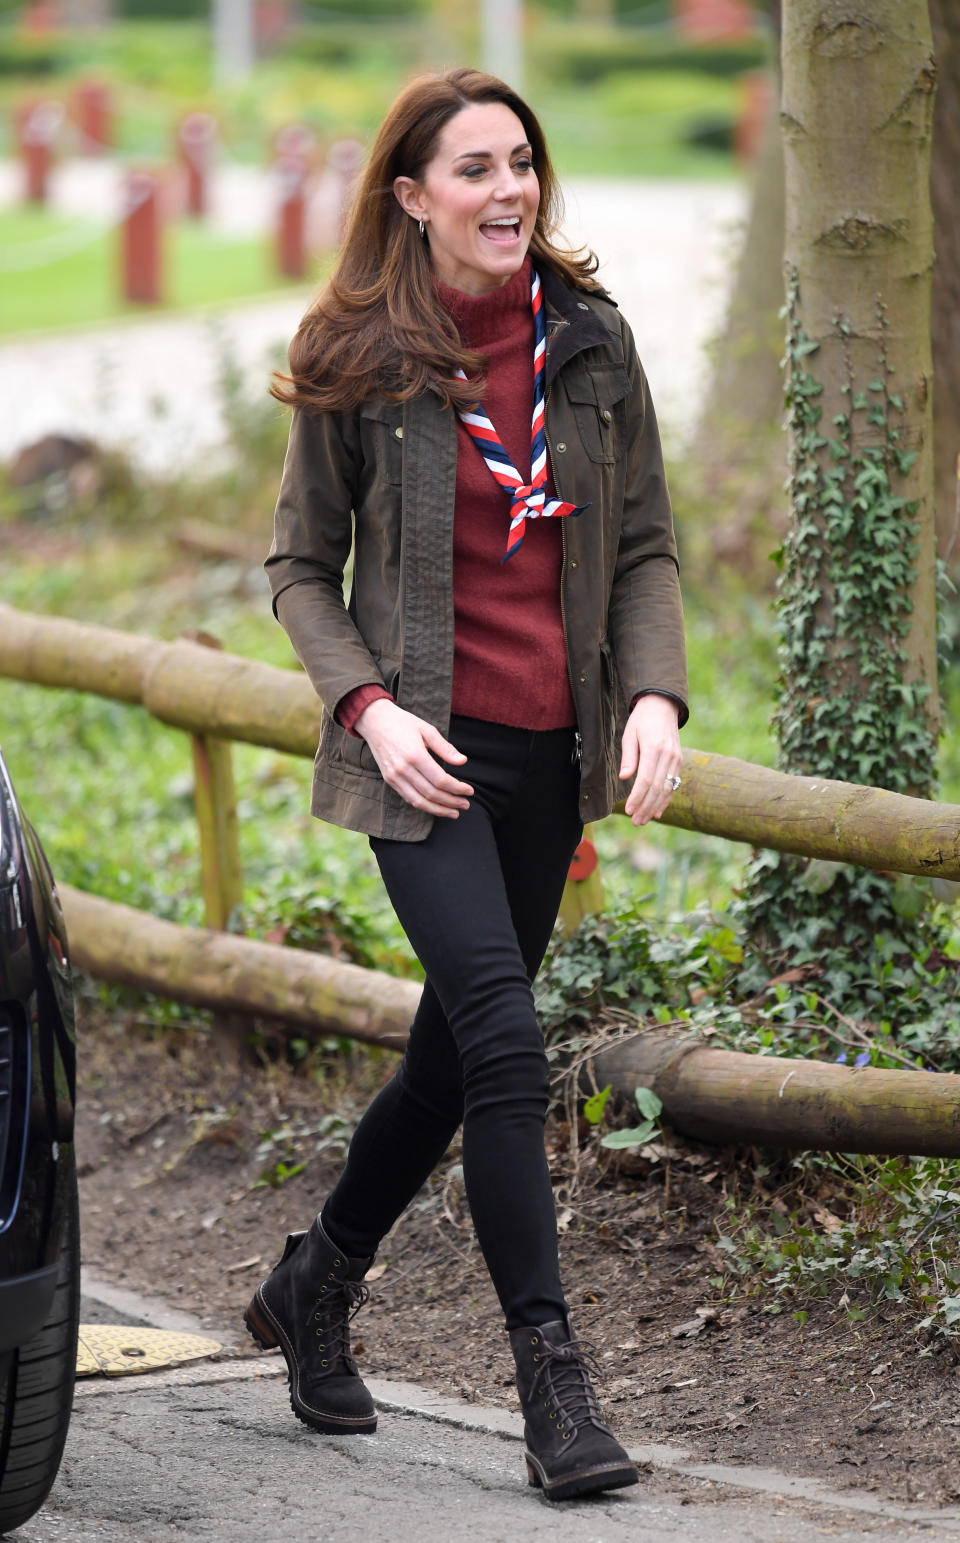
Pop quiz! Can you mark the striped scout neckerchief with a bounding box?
[455,268,588,563]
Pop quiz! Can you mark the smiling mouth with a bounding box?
[479,217,522,244]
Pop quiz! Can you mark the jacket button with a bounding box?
[556,441,567,453]
[582,792,591,802]
[577,302,589,311]
[394,426,403,439]
[601,409,612,423]
[579,672,587,684]
[570,560,578,570]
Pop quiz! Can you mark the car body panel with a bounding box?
[0,750,77,1353]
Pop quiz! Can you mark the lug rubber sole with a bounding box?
[525,1451,639,1502]
[243,1289,378,1436]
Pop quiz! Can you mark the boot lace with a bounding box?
[304,1278,370,1373]
[530,1336,610,1438]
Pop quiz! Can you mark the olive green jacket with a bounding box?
[265,267,688,841]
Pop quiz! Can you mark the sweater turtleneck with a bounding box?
[338,256,576,738]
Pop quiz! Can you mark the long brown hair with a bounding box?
[271,67,601,414]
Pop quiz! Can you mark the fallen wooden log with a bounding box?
[3,603,960,878]
[60,885,960,1157]
[59,885,418,1053]
[590,1030,960,1158]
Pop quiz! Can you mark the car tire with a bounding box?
[0,1164,80,1535]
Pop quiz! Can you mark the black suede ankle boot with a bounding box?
[509,1319,638,1501]
[245,1216,377,1434]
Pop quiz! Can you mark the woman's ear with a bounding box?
[393,176,426,222]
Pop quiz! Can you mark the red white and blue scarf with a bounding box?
[455,269,588,562]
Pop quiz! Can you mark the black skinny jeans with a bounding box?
[322,716,583,1329]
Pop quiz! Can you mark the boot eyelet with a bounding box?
[328,1272,335,1280]
[533,1353,540,1362]
[562,1431,571,1440]
[529,1336,538,1346]
[321,1359,329,1367]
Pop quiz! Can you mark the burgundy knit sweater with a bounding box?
[339,257,576,735]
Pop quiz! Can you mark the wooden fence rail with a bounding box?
[2,602,959,879]
[6,600,960,1155]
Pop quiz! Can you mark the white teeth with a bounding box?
[483,217,519,227]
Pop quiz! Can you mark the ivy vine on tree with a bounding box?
[740,270,942,966]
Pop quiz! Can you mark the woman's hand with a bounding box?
[355,698,474,818]
[619,693,682,826]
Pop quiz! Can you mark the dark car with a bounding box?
[0,749,79,1534]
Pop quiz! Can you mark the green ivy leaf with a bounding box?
[582,1084,612,1126]
[600,1119,657,1150]
[634,1086,663,1121]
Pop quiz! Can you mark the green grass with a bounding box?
[0,206,314,335]
[0,19,745,180]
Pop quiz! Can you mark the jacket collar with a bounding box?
[539,265,620,386]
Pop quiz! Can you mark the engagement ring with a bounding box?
[666,775,682,792]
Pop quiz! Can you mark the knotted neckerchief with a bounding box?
[455,269,589,562]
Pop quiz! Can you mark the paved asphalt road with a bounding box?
[10,1285,960,1543]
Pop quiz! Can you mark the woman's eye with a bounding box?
[513,158,534,173]
[462,164,487,178]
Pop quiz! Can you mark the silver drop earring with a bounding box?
[418,219,425,238]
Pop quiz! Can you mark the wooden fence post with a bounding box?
[184,631,243,932]
[184,632,245,1055]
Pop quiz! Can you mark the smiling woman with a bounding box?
[392,105,540,296]
[252,66,687,1505]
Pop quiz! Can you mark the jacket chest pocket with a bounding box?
[359,400,405,487]
[563,367,630,465]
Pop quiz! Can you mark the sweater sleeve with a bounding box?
[337,682,393,737]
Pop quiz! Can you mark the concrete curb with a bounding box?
[78,1274,960,1533]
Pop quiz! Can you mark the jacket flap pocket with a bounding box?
[564,366,631,409]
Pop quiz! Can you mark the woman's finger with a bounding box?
[625,743,680,825]
[421,722,469,767]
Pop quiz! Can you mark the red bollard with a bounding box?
[71,80,112,155]
[15,99,63,204]
[176,111,218,218]
[21,1,58,36]
[327,137,365,244]
[121,169,164,305]
[734,71,773,162]
[272,125,315,280]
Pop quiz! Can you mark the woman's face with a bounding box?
[394,101,540,297]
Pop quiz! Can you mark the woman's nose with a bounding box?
[492,165,523,200]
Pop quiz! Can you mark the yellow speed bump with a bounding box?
[76,1325,222,1378]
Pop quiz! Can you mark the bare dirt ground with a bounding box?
[76,1003,960,1513]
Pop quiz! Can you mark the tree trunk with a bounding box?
[929,0,960,564]
[779,0,938,748]
[742,1,940,954]
[700,0,960,586]
[694,47,789,590]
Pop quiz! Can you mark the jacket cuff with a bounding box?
[337,683,393,737]
[629,689,689,729]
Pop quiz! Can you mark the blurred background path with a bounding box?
[0,158,746,475]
